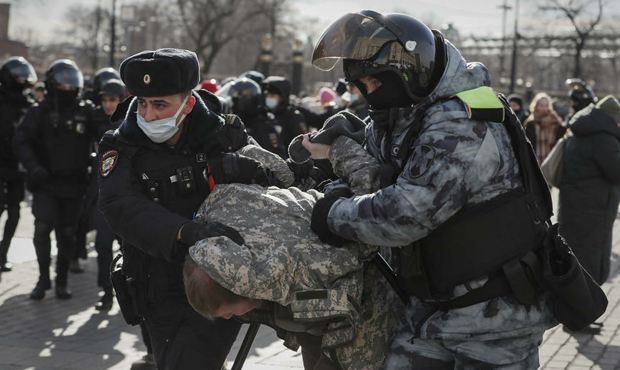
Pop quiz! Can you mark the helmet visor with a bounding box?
[312,13,398,71]
[9,63,37,87]
[54,68,84,89]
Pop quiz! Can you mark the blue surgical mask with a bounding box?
[136,95,188,143]
[265,96,279,111]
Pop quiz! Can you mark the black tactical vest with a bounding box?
[388,90,553,308]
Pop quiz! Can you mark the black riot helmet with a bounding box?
[0,56,37,92]
[93,67,121,94]
[216,77,262,120]
[312,10,446,104]
[44,59,84,92]
[566,78,596,113]
[99,78,126,98]
[239,70,265,85]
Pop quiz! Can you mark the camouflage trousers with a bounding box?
[384,319,544,370]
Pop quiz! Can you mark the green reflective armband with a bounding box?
[455,86,505,123]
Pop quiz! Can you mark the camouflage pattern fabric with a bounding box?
[237,144,295,187]
[318,40,557,367]
[190,181,402,369]
[329,136,381,195]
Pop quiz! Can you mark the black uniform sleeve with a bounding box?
[218,114,252,152]
[97,134,189,261]
[13,105,43,172]
[288,109,308,139]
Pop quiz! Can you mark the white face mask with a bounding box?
[136,95,188,143]
[265,96,279,111]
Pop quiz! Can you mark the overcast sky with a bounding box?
[8,0,620,44]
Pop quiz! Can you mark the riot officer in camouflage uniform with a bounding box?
[0,57,37,272]
[98,48,276,370]
[14,59,98,300]
[306,11,556,369]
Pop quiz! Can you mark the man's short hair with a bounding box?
[183,256,246,320]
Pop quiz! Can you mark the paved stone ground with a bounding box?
[0,201,619,370]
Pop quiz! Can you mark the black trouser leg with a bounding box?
[33,220,53,282]
[55,225,77,287]
[140,322,153,355]
[0,176,24,264]
[0,205,20,264]
[145,298,241,370]
[94,209,114,291]
[0,205,19,264]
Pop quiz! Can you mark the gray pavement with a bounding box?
[0,203,619,369]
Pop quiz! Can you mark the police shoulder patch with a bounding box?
[100,150,119,177]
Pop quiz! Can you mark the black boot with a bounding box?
[95,290,114,311]
[0,240,11,272]
[30,279,52,300]
[69,258,84,273]
[130,353,156,370]
[55,285,73,300]
[0,262,12,272]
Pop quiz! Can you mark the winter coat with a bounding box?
[189,136,402,370]
[524,111,566,163]
[559,104,620,284]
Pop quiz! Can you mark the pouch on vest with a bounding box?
[541,224,608,331]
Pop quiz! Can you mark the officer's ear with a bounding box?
[182,94,197,115]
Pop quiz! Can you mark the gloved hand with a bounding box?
[310,188,352,247]
[179,221,245,247]
[207,153,273,186]
[29,167,50,186]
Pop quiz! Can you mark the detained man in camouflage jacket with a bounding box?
[185,132,403,370]
[305,11,557,369]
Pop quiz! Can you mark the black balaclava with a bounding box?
[363,71,414,110]
[50,89,79,111]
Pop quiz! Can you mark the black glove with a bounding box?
[310,188,352,247]
[207,153,272,186]
[180,221,245,247]
[29,167,50,186]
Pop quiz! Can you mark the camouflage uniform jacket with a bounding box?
[189,136,403,370]
[326,40,556,340]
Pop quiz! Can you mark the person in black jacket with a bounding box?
[98,48,274,370]
[219,77,285,156]
[559,95,620,286]
[262,76,308,154]
[13,59,98,300]
[72,78,128,274]
[0,57,37,272]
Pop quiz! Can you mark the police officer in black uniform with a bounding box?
[262,76,308,152]
[220,77,285,156]
[83,67,121,104]
[14,59,97,300]
[72,77,128,275]
[0,56,37,272]
[98,48,275,370]
[89,78,126,310]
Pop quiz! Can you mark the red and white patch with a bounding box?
[100,150,119,177]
